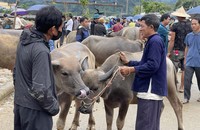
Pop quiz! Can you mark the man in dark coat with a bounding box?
[90,14,99,35]
[94,17,107,36]
[13,6,63,130]
[120,14,167,130]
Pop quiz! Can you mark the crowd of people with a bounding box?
[57,13,142,44]
[0,14,32,29]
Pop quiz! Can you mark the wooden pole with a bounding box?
[13,0,19,29]
[126,0,129,14]
[139,0,142,14]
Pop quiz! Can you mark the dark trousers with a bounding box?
[14,104,53,130]
[135,98,163,130]
[184,66,200,100]
[60,30,71,45]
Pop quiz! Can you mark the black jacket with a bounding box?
[94,23,107,36]
[90,21,97,35]
[13,28,59,116]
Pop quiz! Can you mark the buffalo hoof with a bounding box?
[56,118,65,130]
[69,124,78,130]
[178,128,184,130]
[86,125,96,130]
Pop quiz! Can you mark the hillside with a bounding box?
[2,0,177,15]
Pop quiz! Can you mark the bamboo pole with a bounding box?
[13,0,19,29]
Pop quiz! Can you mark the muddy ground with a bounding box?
[0,70,200,130]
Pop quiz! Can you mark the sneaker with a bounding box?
[182,99,189,104]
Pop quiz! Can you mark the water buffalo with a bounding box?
[0,29,22,70]
[82,35,144,67]
[107,27,141,41]
[80,51,183,130]
[66,30,77,43]
[55,31,77,48]
[51,42,96,130]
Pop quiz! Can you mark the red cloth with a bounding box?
[112,23,123,32]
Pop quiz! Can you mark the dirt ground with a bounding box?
[0,71,200,130]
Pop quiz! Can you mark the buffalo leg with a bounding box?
[116,101,129,130]
[87,110,96,130]
[69,99,81,130]
[104,100,114,130]
[57,92,73,130]
[167,82,183,130]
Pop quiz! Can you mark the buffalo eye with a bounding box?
[62,72,68,76]
[93,87,98,91]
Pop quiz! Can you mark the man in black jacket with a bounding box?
[94,17,107,36]
[13,6,63,130]
[90,13,99,35]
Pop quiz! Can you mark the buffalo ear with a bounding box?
[51,60,60,70]
[81,56,89,71]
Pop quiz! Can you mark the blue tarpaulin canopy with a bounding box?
[187,6,200,14]
[126,16,134,21]
[132,14,143,21]
[27,5,49,12]
[10,8,27,15]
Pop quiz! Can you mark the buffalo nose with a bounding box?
[76,87,90,99]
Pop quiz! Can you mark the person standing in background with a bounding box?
[168,6,192,93]
[112,18,123,32]
[76,17,90,42]
[73,17,79,30]
[157,13,171,54]
[60,15,67,45]
[90,14,99,35]
[183,17,200,104]
[94,17,107,36]
[65,14,73,36]
[129,19,135,27]
[15,14,24,30]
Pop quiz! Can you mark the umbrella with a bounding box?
[126,16,134,21]
[187,6,200,15]
[132,14,143,21]
[27,4,49,12]
[11,8,27,15]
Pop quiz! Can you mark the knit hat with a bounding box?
[171,6,190,18]
[99,18,105,23]
[93,14,100,19]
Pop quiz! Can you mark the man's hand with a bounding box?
[167,53,171,58]
[120,66,135,76]
[119,52,129,65]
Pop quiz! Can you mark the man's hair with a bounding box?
[35,6,62,33]
[141,14,160,31]
[116,18,120,22]
[192,16,200,24]
[160,13,170,22]
[3,14,8,17]
[80,16,88,23]
[68,13,73,18]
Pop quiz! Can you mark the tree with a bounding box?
[142,0,172,14]
[174,0,200,10]
[133,5,143,15]
[80,0,90,17]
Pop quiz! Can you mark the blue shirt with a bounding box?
[157,23,169,54]
[128,34,167,96]
[185,32,200,67]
